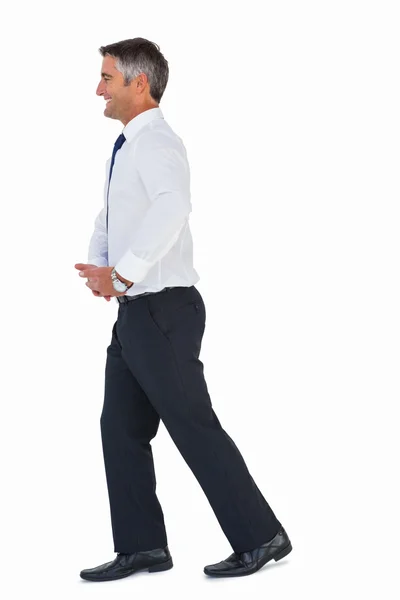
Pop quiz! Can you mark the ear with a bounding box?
[136,72,148,91]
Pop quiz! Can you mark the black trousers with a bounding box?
[100,285,281,554]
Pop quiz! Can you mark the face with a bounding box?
[96,55,142,124]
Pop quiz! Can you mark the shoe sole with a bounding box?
[80,557,173,582]
[204,543,293,578]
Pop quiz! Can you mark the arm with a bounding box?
[115,132,192,283]
[87,161,110,267]
[87,205,109,267]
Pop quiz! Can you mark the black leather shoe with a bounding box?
[204,526,292,577]
[80,546,173,582]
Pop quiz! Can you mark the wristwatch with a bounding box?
[111,267,131,293]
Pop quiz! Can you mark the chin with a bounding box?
[104,111,115,120]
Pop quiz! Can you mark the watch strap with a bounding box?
[111,267,129,291]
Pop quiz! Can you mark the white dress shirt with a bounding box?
[87,107,200,297]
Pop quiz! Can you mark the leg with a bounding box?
[100,321,168,553]
[117,287,281,553]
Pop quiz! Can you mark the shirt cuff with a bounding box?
[115,250,153,284]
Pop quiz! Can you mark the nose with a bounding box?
[96,81,105,96]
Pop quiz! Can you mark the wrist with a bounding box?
[115,269,133,288]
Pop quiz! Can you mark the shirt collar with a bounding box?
[122,107,164,143]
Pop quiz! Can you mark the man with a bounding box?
[76,37,292,582]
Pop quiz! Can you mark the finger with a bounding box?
[75,263,92,270]
[92,290,101,296]
[80,269,98,278]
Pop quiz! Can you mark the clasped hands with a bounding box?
[74,263,133,302]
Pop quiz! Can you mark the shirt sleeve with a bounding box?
[87,206,109,267]
[87,162,109,267]
[114,131,192,283]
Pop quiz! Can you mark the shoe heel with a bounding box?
[274,543,292,562]
[148,558,173,573]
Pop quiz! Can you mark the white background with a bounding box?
[1,1,399,598]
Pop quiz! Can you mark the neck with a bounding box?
[121,102,159,125]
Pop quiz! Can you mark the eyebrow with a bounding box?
[101,72,113,78]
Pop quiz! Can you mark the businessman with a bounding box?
[76,37,292,582]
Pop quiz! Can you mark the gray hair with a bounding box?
[98,37,169,103]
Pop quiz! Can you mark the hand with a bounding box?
[92,289,112,302]
[74,263,112,301]
[75,264,132,298]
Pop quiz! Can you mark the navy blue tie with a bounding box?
[106,132,126,232]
